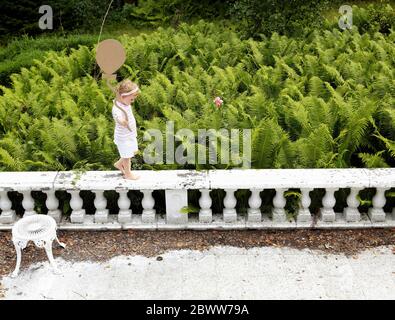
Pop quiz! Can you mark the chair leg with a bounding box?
[11,242,22,278]
[44,241,60,274]
[55,235,66,249]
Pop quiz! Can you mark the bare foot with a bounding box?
[114,161,125,174]
[123,173,140,180]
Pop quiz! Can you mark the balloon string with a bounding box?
[106,77,117,94]
[114,100,133,133]
[97,0,114,45]
[108,77,133,133]
[97,0,131,135]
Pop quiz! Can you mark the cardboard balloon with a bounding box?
[96,39,126,81]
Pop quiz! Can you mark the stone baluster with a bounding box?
[199,189,212,223]
[43,190,61,223]
[21,191,36,216]
[0,191,16,224]
[141,190,156,223]
[297,188,313,223]
[223,189,237,223]
[93,190,109,223]
[117,189,132,224]
[321,188,339,222]
[272,188,287,222]
[68,190,85,224]
[368,187,390,222]
[165,190,188,224]
[344,188,362,222]
[247,189,263,222]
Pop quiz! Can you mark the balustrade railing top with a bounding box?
[0,169,394,230]
[1,169,393,191]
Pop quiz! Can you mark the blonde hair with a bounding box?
[116,79,139,98]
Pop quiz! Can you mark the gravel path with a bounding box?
[1,245,394,300]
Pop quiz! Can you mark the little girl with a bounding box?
[112,79,140,180]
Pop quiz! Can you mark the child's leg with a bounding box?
[123,157,140,180]
[122,158,130,173]
[114,158,125,174]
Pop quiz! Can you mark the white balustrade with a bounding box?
[43,190,61,223]
[21,191,36,216]
[117,190,131,223]
[0,169,393,229]
[368,187,390,222]
[272,188,287,222]
[223,189,237,223]
[247,189,263,222]
[321,188,339,222]
[141,190,156,223]
[344,188,362,222]
[297,188,313,223]
[165,189,188,224]
[93,190,109,223]
[199,189,212,223]
[0,191,16,224]
[68,190,85,224]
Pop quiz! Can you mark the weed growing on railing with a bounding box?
[71,168,87,187]
[357,194,373,207]
[180,205,200,215]
[284,190,302,221]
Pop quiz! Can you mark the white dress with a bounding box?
[112,99,138,158]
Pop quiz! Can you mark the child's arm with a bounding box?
[112,108,128,127]
[116,117,128,127]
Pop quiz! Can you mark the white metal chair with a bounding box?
[11,215,65,277]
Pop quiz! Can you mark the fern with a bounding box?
[358,151,390,168]
[0,21,394,171]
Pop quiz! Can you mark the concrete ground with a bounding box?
[1,245,394,300]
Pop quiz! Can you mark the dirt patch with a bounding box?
[0,228,394,277]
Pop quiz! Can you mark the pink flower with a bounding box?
[214,96,223,108]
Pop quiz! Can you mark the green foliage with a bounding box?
[0,34,102,86]
[0,20,394,173]
[0,46,116,171]
[121,0,231,28]
[0,0,125,37]
[324,3,395,35]
[348,3,395,34]
[2,0,394,43]
[229,0,331,38]
[0,0,40,36]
